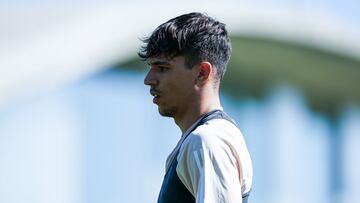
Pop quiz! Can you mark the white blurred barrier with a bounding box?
[0,1,359,109]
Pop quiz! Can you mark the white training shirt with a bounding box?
[165,114,253,203]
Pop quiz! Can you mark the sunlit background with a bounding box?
[1,1,359,203]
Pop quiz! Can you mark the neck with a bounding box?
[174,92,221,134]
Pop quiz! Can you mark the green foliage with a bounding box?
[115,35,360,116]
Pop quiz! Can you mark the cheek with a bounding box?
[163,73,196,99]
[164,83,190,101]
[175,83,195,99]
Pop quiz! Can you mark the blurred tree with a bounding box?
[116,35,360,118]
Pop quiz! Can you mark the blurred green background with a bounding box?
[0,1,359,203]
[120,35,360,116]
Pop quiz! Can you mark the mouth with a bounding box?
[153,96,160,104]
[150,89,161,104]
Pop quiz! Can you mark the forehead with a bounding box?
[148,55,185,66]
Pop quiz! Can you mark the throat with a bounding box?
[174,106,220,134]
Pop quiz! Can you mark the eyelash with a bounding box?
[158,66,167,72]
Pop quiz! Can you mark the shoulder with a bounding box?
[183,118,244,150]
[176,117,253,195]
[177,118,246,162]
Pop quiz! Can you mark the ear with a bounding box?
[196,62,212,83]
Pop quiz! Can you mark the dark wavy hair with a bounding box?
[138,12,232,82]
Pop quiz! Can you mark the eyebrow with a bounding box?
[148,61,171,66]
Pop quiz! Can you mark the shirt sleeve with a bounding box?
[175,130,244,203]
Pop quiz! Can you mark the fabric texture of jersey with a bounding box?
[158,109,253,203]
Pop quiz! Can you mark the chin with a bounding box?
[158,107,176,118]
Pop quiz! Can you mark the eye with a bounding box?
[158,66,168,73]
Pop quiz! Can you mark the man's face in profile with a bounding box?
[144,55,198,118]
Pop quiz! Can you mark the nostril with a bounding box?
[144,72,157,86]
[144,77,153,86]
[144,73,152,85]
[144,78,148,85]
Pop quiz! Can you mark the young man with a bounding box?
[139,12,253,203]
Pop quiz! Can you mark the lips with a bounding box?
[153,96,160,104]
[150,88,161,104]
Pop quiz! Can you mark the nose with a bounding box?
[144,68,157,86]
